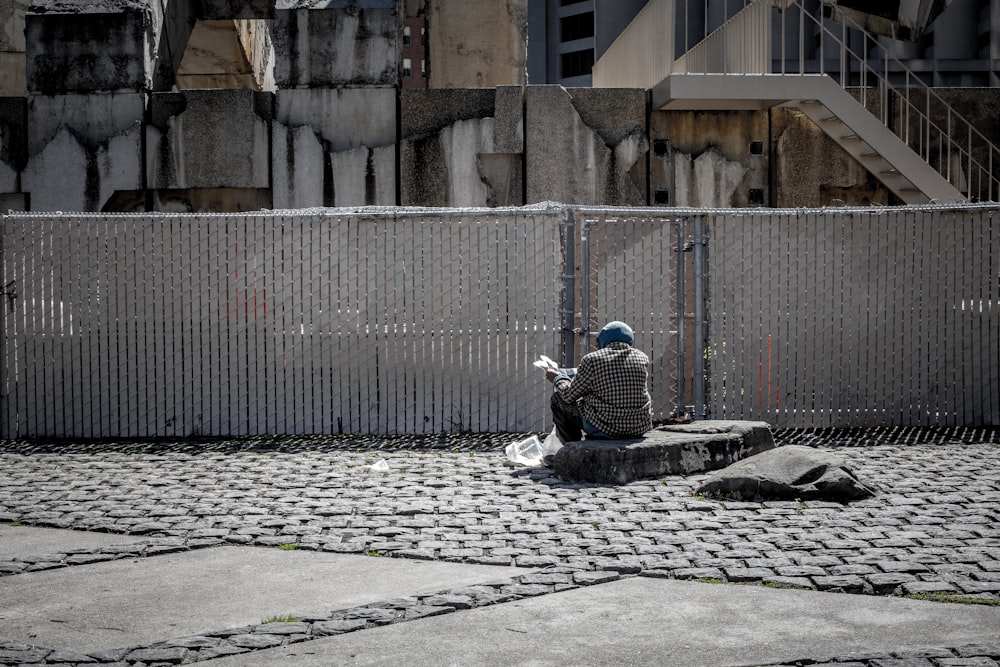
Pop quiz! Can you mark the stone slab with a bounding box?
[0,524,149,559]
[551,420,775,484]
[203,576,1000,667]
[25,5,155,94]
[147,89,272,190]
[273,4,399,88]
[0,538,532,654]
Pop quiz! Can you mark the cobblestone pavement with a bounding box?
[1,427,998,666]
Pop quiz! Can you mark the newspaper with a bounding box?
[533,354,577,378]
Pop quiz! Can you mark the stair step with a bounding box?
[820,115,840,123]
[840,132,862,140]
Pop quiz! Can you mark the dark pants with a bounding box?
[550,393,582,443]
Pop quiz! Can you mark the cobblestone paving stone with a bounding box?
[0,427,998,665]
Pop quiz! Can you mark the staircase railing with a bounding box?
[673,0,999,203]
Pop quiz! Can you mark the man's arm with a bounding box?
[549,357,594,403]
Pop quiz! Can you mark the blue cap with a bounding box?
[597,321,634,349]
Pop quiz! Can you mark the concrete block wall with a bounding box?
[526,86,647,206]
[400,87,523,207]
[23,93,145,212]
[271,0,400,209]
[1,0,997,212]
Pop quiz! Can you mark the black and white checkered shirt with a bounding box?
[553,341,653,437]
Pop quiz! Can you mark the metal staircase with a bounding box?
[598,0,1000,204]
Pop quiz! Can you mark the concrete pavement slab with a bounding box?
[204,577,1000,667]
[0,543,532,654]
[0,524,149,559]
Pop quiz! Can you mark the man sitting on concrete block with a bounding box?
[545,321,654,443]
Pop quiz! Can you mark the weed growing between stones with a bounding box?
[278,543,300,551]
[902,592,1000,606]
[261,615,298,623]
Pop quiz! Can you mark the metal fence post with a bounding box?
[693,214,706,418]
[675,219,685,416]
[561,208,576,369]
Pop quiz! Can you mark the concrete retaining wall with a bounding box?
[1,0,997,212]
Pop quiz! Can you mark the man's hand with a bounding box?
[545,369,559,383]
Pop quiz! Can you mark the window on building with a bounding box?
[561,49,594,78]
[403,26,411,46]
[421,60,426,77]
[403,58,412,78]
[560,12,594,42]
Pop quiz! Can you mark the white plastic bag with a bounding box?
[540,426,564,457]
[505,435,544,467]
[505,428,563,467]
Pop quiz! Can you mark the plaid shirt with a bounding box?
[553,341,653,437]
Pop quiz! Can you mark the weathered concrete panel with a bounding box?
[1,0,28,96]
[0,52,26,97]
[0,96,26,192]
[273,2,400,87]
[273,88,397,208]
[525,86,646,206]
[23,93,143,211]
[771,108,888,207]
[147,90,273,190]
[652,110,768,207]
[0,0,27,51]
[0,193,25,210]
[25,1,160,93]
[493,85,524,153]
[401,88,523,207]
[329,143,395,206]
[425,0,527,88]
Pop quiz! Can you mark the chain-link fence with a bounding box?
[2,204,997,438]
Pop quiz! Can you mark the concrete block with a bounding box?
[0,52,26,97]
[0,0,27,52]
[551,420,775,485]
[424,0,527,88]
[272,88,396,208]
[493,85,524,153]
[400,88,523,207]
[0,96,26,192]
[525,86,646,206]
[25,1,161,93]
[771,107,888,207]
[147,90,273,190]
[329,143,395,206]
[652,110,768,207]
[0,192,25,211]
[23,93,144,211]
[273,2,400,88]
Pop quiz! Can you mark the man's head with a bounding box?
[597,321,634,349]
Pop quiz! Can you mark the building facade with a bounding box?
[528,0,1000,87]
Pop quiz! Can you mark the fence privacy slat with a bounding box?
[2,205,998,437]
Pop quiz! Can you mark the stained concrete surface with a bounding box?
[0,530,532,654]
[203,576,1000,667]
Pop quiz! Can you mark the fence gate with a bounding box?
[570,208,704,422]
